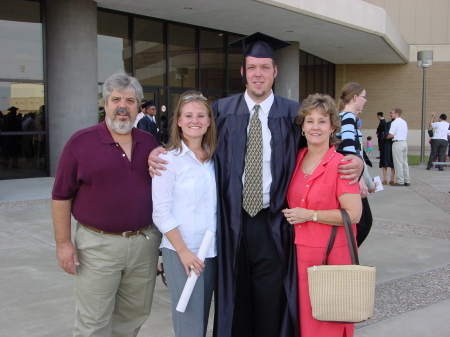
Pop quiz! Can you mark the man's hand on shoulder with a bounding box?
[148,147,168,177]
[338,154,363,185]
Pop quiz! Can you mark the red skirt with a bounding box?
[297,244,355,337]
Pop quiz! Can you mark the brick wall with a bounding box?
[335,62,450,133]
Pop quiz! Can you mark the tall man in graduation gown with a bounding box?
[210,33,301,337]
[148,32,362,337]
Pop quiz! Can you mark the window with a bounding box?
[299,50,335,102]
[97,10,131,82]
[0,0,45,179]
[168,24,196,88]
[199,30,225,91]
[134,18,165,86]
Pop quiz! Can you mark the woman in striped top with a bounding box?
[336,82,377,246]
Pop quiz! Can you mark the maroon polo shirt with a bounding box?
[52,121,158,232]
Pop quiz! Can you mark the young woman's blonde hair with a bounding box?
[337,82,365,112]
[296,93,341,147]
[166,90,216,161]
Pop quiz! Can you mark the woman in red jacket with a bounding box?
[283,93,362,337]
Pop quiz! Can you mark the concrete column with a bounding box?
[274,41,300,102]
[45,0,98,176]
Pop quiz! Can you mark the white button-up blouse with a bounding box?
[152,141,217,257]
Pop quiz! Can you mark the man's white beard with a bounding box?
[106,108,133,134]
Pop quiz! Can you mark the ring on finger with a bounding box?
[190,265,194,269]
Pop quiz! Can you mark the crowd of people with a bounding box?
[0,105,45,170]
[50,31,448,337]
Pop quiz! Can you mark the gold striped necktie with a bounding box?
[243,104,263,217]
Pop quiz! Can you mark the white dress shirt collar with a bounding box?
[244,90,274,116]
[178,140,212,165]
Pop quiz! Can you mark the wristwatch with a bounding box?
[312,210,318,221]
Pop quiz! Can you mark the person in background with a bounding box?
[283,93,362,337]
[366,136,373,156]
[427,112,449,171]
[386,108,410,186]
[52,70,160,336]
[375,111,386,159]
[336,82,375,246]
[137,100,161,144]
[134,99,147,127]
[380,111,395,184]
[152,90,217,337]
[335,82,369,198]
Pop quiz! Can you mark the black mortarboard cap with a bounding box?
[229,32,291,84]
[7,106,19,112]
[142,100,155,109]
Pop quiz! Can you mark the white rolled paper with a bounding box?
[176,229,215,313]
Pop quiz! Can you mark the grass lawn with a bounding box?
[408,155,421,166]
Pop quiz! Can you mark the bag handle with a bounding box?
[322,209,359,265]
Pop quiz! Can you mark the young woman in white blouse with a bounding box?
[152,91,217,337]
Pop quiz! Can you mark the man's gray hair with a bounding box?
[102,70,143,107]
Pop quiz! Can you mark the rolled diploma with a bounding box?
[176,229,215,313]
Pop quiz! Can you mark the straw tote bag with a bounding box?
[307,209,376,323]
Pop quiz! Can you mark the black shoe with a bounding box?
[404,183,410,186]
[376,157,380,159]
[426,167,431,170]
[439,169,444,171]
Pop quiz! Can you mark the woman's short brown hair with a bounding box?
[166,90,216,160]
[296,93,341,146]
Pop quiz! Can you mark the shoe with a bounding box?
[382,180,388,185]
[426,167,431,170]
[391,183,404,186]
[376,157,380,159]
[404,183,410,186]
[389,181,395,186]
[439,169,444,171]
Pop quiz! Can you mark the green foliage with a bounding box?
[408,155,420,166]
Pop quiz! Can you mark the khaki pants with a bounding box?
[392,140,410,184]
[73,223,161,337]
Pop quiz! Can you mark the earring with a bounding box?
[330,132,333,137]
[301,131,305,136]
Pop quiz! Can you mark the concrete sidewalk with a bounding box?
[1,158,449,336]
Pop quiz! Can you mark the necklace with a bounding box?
[114,136,132,144]
[117,139,132,144]
[303,153,327,179]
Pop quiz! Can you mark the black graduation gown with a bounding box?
[377,119,387,168]
[137,116,161,144]
[211,93,302,337]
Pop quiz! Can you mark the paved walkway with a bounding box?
[1,157,449,336]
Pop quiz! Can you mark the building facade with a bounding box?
[0,0,449,179]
